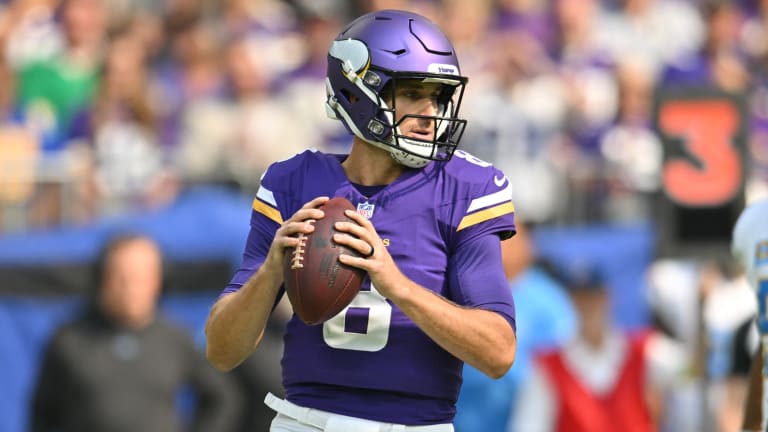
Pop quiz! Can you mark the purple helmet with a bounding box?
[325,10,468,168]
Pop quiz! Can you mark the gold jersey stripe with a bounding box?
[252,198,283,224]
[457,202,515,232]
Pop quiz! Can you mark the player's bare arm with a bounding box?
[205,197,329,371]
[335,209,517,378]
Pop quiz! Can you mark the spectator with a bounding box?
[737,0,768,202]
[219,0,304,83]
[174,36,311,191]
[15,0,108,153]
[30,232,241,432]
[68,32,178,219]
[0,56,40,231]
[596,57,662,222]
[14,0,109,227]
[595,0,705,79]
[510,257,684,432]
[548,0,620,223]
[658,1,748,92]
[150,14,226,151]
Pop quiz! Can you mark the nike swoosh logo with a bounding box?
[494,175,507,187]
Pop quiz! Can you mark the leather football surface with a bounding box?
[283,197,365,325]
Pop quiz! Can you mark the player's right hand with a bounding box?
[263,197,329,275]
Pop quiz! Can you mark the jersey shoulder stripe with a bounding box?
[466,176,513,213]
[252,196,282,224]
[458,201,515,232]
[250,150,325,224]
[252,184,282,223]
[440,151,516,236]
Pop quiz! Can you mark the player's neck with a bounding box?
[342,139,405,186]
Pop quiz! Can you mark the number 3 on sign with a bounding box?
[658,96,744,207]
[323,284,392,351]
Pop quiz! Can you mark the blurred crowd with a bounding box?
[0,0,766,232]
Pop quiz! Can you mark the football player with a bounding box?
[731,197,768,432]
[205,9,517,431]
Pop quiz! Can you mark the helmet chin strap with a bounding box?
[390,132,435,168]
[360,133,432,168]
[386,146,431,168]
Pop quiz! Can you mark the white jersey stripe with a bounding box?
[257,186,278,207]
[466,180,513,213]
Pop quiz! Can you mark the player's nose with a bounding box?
[418,97,438,116]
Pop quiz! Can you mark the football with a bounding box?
[283,197,366,325]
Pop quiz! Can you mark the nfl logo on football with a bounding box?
[357,202,375,219]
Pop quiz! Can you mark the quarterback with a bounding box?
[205,9,517,431]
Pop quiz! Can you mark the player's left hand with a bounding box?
[333,209,409,300]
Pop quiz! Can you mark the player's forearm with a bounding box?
[205,265,283,371]
[393,282,516,378]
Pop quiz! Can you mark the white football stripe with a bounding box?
[257,186,278,207]
[467,180,513,213]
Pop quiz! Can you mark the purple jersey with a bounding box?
[222,149,516,424]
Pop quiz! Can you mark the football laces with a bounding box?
[290,220,315,269]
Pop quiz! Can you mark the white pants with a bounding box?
[265,393,454,432]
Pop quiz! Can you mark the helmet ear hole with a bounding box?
[380,81,394,105]
[340,89,356,104]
